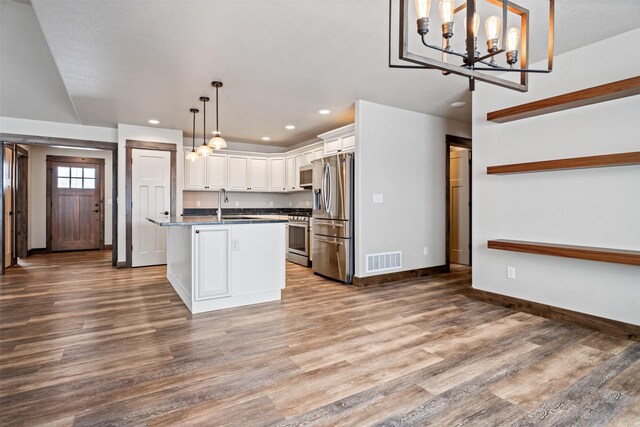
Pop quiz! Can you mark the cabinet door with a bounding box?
[325,138,341,155]
[228,156,248,190]
[248,157,269,191]
[194,227,231,300]
[314,147,324,160]
[285,156,296,190]
[303,150,314,165]
[185,152,206,190]
[206,154,227,189]
[270,157,286,191]
[341,134,356,151]
[294,154,303,188]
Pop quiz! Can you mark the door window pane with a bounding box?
[71,178,83,188]
[84,168,95,178]
[57,178,70,188]
[71,167,83,178]
[83,178,95,189]
[58,167,70,177]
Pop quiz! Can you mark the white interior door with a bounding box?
[132,149,171,267]
[450,148,470,265]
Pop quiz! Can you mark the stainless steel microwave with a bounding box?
[299,164,313,188]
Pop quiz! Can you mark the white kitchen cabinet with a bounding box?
[314,147,324,160]
[319,124,356,155]
[185,153,207,190]
[285,156,296,190]
[228,156,248,190]
[248,157,269,191]
[294,154,303,188]
[194,226,231,301]
[270,157,286,191]
[206,154,227,189]
[303,150,314,165]
[185,151,227,190]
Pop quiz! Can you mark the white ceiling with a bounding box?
[1,0,639,147]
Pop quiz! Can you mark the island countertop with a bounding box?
[146,215,288,226]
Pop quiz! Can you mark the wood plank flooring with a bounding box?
[1,251,638,426]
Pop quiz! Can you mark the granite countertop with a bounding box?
[147,216,288,227]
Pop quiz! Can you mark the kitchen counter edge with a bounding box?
[146,216,288,227]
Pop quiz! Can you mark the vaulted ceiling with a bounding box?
[2,0,639,147]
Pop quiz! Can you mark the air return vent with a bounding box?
[366,251,402,273]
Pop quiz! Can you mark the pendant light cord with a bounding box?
[203,98,207,144]
[215,85,220,135]
[192,110,196,149]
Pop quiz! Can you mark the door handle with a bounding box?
[314,221,343,228]
[315,238,343,245]
[161,211,169,215]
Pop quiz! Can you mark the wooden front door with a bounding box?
[15,150,29,259]
[47,156,104,252]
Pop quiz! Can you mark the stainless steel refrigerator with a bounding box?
[312,152,354,283]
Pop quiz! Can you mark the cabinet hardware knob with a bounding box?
[161,211,169,215]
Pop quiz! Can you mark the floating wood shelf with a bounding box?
[487,76,640,123]
[488,240,640,266]
[487,151,640,174]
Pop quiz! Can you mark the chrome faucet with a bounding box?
[217,188,228,221]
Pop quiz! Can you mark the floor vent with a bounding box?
[366,251,402,273]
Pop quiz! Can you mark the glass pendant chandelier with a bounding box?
[186,108,200,162]
[196,96,213,157]
[208,81,227,150]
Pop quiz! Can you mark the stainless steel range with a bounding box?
[287,213,311,267]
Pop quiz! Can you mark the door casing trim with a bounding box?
[445,134,472,269]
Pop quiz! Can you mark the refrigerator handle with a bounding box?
[313,188,321,211]
[324,163,331,214]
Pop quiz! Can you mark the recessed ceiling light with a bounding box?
[318,109,331,115]
[261,136,271,141]
[285,125,295,130]
[148,119,160,124]
[451,102,466,108]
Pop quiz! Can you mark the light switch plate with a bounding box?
[232,239,240,251]
[507,266,516,279]
[196,200,201,207]
[107,199,112,205]
[373,194,384,204]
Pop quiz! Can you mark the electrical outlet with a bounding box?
[289,201,292,207]
[196,200,201,207]
[235,201,239,207]
[269,201,274,207]
[232,239,240,251]
[306,201,310,207]
[507,266,516,279]
[423,246,429,256]
[373,193,384,204]
[107,199,112,205]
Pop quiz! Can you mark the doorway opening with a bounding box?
[445,135,472,268]
[0,135,118,275]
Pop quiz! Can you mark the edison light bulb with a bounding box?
[415,0,431,19]
[507,27,520,51]
[464,12,480,36]
[439,0,454,23]
[485,16,500,40]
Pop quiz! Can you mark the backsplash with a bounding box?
[183,190,312,209]
[183,207,312,216]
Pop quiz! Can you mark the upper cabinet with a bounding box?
[185,152,227,190]
[319,123,356,155]
[269,157,286,192]
[183,140,326,193]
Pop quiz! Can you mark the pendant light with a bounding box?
[196,96,213,156]
[207,81,227,150]
[186,108,200,162]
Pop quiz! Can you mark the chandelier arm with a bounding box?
[421,34,468,60]
[472,67,553,73]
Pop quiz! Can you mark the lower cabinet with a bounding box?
[194,227,231,301]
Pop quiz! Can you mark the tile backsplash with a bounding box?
[183,190,313,209]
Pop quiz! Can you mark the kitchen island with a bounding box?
[147,216,286,313]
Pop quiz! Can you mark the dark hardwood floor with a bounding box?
[1,251,638,426]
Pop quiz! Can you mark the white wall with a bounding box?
[355,100,471,278]
[472,29,640,325]
[183,190,312,209]
[117,124,183,263]
[27,145,113,249]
